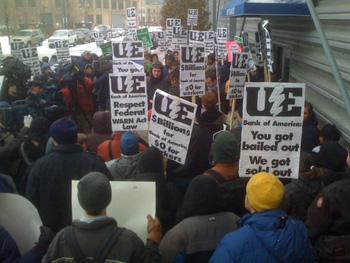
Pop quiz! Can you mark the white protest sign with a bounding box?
[261,21,273,73]
[11,41,25,59]
[227,52,248,99]
[93,32,104,47]
[172,26,188,52]
[156,31,166,52]
[149,90,197,164]
[241,31,256,73]
[72,181,155,243]
[180,45,206,97]
[258,22,267,61]
[204,31,215,54]
[109,73,148,131]
[187,9,198,26]
[188,30,205,46]
[21,47,41,75]
[55,40,70,62]
[216,28,227,58]
[0,193,42,254]
[166,18,181,47]
[112,41,144,74]
[239,83,305,179]
[126,7,137,39]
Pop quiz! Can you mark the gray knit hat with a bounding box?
[77,172,112,214]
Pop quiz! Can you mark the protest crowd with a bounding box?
[1,20,350,263]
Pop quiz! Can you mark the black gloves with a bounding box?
[32,226,54,255]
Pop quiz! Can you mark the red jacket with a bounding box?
[76,77,94,114]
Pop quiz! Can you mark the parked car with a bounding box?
[74,28,91,44]
[48,29,77,48]
[93,25,110,39]
[11,29,45,47]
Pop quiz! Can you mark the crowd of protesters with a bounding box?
[0,45,350,263]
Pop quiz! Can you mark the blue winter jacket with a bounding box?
[210,209,314,263]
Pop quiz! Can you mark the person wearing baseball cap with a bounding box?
[210,172,314,263]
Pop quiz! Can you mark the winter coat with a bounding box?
[196,110,227,135]
[147,78,170,109]
[160,213,239,263]
[204,169,249,218]
[160,175,240,263]
[76,77,95,114]
[301,113,320,154]
[25,144,112,234]
[279,177,324,221]
[42,217,160,263]
[210,209,314,263]
[135,147,173,233]
[106,152,141,181]
[306,174,350,262]
[0,225,42,263]
[86,111,113,153]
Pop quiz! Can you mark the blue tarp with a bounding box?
[222,0,310,17]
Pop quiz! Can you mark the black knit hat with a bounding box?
[78,172,112,214]
[315,141,347,172]
[49,117,78,145]
[151,60,163,69]
[29,116,50,143]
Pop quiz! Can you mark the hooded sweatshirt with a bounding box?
[210,209,314,263]
[86,111,113,153]
[106,152,141,181]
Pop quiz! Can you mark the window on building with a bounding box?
[147,9,150,14]
[86,0,93,7]
[95,0,101,8]
[28,0,36,7]
[87,15,94,23]
[79,0,85,8]
[96,14,102,24]
[15,0,23,6]
[132,1,137,8]
[118,0,123,10]
[55,0,60,8]
[153,9,156,13]
[126,1,130,8]
[103,0,109,8]
[111,0,117,9]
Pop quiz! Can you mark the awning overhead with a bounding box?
[222,0,310,17]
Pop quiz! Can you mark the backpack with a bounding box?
[65,225,125,263]
[0,56,32,81]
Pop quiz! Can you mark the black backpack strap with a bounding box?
[108,140,114,160]
[95,227,125,262]
[65,225,86,263]
[20,141,32,166]
[204,169,226,185]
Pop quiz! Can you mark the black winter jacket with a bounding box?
[26,144,112,234]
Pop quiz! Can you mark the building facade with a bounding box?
[223,0,350,142]
[0,0,163,33]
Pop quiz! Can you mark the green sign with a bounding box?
[100,41,112,55]
[137,28,153,48]
[234,36,242,43]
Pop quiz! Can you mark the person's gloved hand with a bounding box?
[23,115,33,128]
[32,226,54,255]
